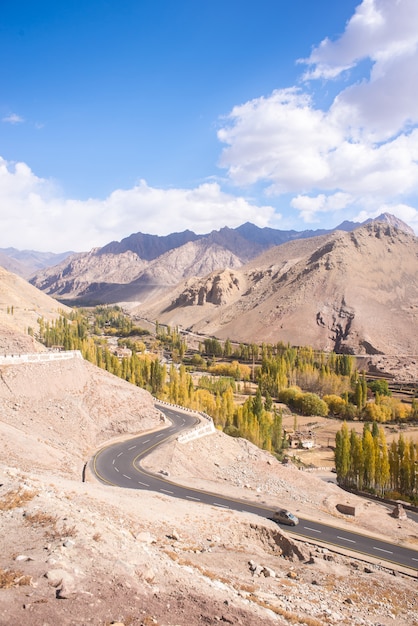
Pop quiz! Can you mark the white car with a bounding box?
[271,509,299,526]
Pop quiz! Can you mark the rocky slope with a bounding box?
[1,350,417,626]
[28,215,408,305]
[0,265,417,624]
[137,222,418,356]
[0,265,71,354]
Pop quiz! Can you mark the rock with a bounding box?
[137,566,155,583]
[391,504,408,520]
[287,571,298,580]
[56,581,77,599]
[136,531,156,544]
[167,530,180,541]
[262,567,276,578]
[15,554,32,562]
[46,568,77,597]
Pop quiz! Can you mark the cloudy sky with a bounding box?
[1,0,418,252]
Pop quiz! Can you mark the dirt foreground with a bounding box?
[1,354,418,626]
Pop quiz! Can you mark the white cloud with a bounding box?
[291,193,354,223]
[218,0,418,229]
[0,158,276,252]
[302,0,418,79]
[2,113,25,124]
[218,88,342,192]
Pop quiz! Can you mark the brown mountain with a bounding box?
[29,217,398,305]
[135,222,418,356]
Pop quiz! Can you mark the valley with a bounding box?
[1,215,418,625]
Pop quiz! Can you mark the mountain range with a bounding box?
[1,212,416,356]
[137,220,418,356]
[26,212,413,306]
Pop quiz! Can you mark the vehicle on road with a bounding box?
[271,509,299,526]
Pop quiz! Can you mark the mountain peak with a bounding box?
[367,212,415,235]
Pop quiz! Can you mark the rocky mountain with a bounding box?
[0,247,73,278]
[28,212,413,305]
[136,221,418,356]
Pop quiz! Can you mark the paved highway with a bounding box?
[92,404,418,574]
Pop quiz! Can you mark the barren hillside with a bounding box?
[137,223,418,357]
[0,266,71,354]
[1,265,418,625]
[1,352,418,625]
[29,217,396,305]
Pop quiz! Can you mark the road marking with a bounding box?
[112,459,115,465]
[303,526,321,533]
[114,467,119,472]
[412,557,418,562]
[161,489,173,494]
[117,452,123,457]
[143,439,150,443]
[213,502,230,509]
[128,445,137,450]
[186,495,201,502]
[122,474,131,480]
[337,536,356,543]
[156,433,164,438]
[137,481,149,487]
[373,547,393,554]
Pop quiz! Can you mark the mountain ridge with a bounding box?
[26,212,414,306]
[136,221,418,356]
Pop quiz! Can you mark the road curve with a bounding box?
[91,404,418,574]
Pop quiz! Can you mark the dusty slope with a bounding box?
[0,266,71,354]
[136,223,418,356]
[1,350,418,625]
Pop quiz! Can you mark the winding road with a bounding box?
[92,404,418,575]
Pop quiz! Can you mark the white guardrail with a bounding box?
[0,350,83,365]
[155,400,216,443]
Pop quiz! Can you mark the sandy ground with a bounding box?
[1,353,418,626]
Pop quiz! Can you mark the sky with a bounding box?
[1,0,418,252]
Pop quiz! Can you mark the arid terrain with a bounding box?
[1,259,418,625]
[136,222,418,357]
[0,309,417,625]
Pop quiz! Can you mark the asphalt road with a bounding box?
[92,404,418,574]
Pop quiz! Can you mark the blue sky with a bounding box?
[1,0,418,252]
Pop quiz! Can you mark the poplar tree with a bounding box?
[335,422,350,485]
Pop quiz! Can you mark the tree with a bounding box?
[368,379,391,397]
[362,429,376,490]
[350,429,364,489]
[335,422,350,485]
[295,393,329,417]
[223,338,232,358]
[271,409,283,452]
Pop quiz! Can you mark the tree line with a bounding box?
[36,308,416,461]
[335,422,417,503]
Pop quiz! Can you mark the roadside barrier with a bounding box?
[177,420,216,443]
[0,350,83,365]
[153,399,216,443]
